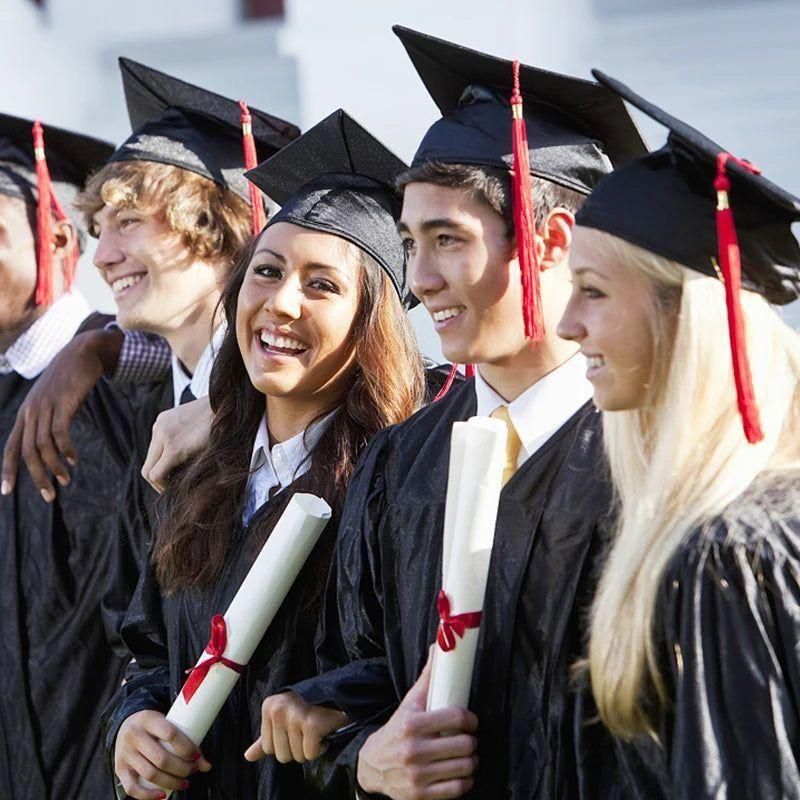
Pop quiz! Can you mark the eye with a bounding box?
[117,215,141,231]
[436,233,459,247]
[401,237,416,255]
[308,277,340,294]
[252,263,282,279]
[580,285,606,300]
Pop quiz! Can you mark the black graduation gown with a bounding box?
[101,377,174,654]
[102,485,350,800]
[306,378,613,798]
[0,317,143,800]
[575,476,800,800]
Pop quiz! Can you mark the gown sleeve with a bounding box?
[101,548,171,799]
[660,519,800,800]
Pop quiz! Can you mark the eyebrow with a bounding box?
[572,266,607,279]
[397,217,465,235]
[252,247,286,264]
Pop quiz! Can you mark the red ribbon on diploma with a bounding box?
[435,590,483,652]
[181,615,246,703]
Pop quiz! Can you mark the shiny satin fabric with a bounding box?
[0,316,140,800]
[308,379,613,798]
[575,477,800,800]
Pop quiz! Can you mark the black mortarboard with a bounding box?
[110,58,300,211]
[0,113,114,304]
[394,25,647,195]
[246,109,412,305]
[576,70,800,444]
[577,70,800,305]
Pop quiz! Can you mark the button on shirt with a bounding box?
[474,354,593,469]
[170,322,227,408]
[242,411,335,523]
[0,292,90,378]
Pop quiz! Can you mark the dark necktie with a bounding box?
[180,385,196,405]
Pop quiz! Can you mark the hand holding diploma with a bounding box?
[139,492,332,796]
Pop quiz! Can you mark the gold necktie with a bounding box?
[490,405,522,486]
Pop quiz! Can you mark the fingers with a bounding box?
[35,402,72,489]
[412,706,478,738]
[244,737,265,763]
[51,406,77,468]
[137,735,195,780]
[423,776,475,799]
[403,653,435,711]
[141,436,166,493]
[148,717,207,767]
[1,414,23,495]
[125,751,190,793]
[21,404,55,501]
[116,766,170,800]
[271,721,294,764]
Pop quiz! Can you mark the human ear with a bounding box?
[52,218,76,260]
[540,208,575,271]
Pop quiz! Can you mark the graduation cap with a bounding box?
[110,58,300,233]
[577,69,800,444]
[394,25,648,347]
[245,109,413,305]
[0,112,114,305]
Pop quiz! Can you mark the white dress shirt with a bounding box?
[241,411,334,523]
[474,354,593,468]
[0,291,90,379]
[170,321,227,407]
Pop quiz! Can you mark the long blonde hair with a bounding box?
[586,229,800,738]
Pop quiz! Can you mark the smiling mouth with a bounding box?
[258,329,309,357]
[586,355,606,369]
[431,305,466,324]
[110,273,146,296]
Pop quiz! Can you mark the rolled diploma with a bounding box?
[427,416,507,711]
[144,492,331,794]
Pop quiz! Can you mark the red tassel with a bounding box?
[238,100,267,235]
[432,363,477,402]
[714,153,764,444]
[510,61,543,342]
[32,121,78,306]
[32,121,54,306]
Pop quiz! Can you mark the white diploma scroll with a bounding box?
[426,416,507,711]
[144,492,331,795]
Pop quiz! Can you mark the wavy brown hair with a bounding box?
[152,231,425,593]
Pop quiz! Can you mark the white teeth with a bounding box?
[587,355,605,369]
[111,274,145,294]
[432,306,465,322]
[259,330,308,352]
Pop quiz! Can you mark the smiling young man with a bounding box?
[272,29,648,799]
[70,59,299,653]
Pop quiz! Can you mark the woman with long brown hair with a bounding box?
[558,74,800,799]
[102,110,426,800]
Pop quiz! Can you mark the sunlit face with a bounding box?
[399,182,528,366]
[235,222,361,404]
[557,226,661,411]
[0,194,38,338]
[92,203,221,335]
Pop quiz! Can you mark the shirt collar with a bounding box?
[0,292,90,379]
[170,320,227,407]
[248,410,335,488]
[474,354,593,460]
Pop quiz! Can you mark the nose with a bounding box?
[93,229,125,273]
[408,246,446,298]
[267,275,302,320]
[556,294,586,343]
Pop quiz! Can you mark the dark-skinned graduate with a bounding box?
[271,26,649,800]
[101,110,429,800]
[0,114,135,800]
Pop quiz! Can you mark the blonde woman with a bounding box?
[558,73,800,799]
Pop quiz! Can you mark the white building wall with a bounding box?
[2,0,799,356]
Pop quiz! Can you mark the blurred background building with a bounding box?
[3,0,799,360]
